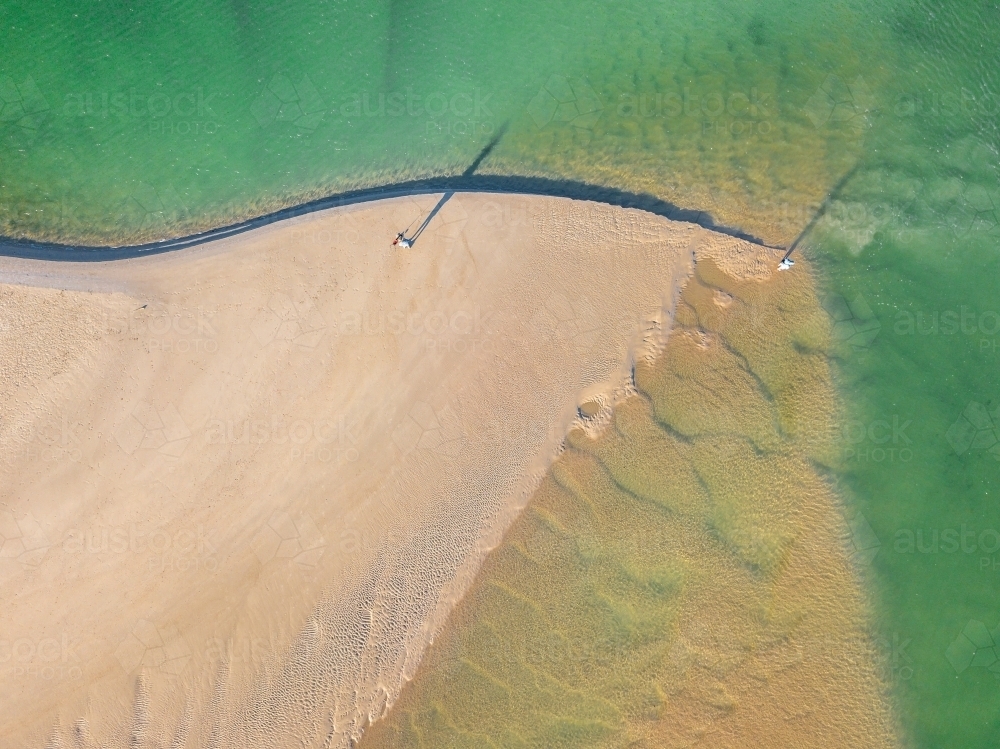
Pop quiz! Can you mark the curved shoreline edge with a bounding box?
[0,175,779,262]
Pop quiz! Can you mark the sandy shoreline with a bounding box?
[0,176,778,256]
[0,193,893,748]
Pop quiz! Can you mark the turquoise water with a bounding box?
[3,0,1000,745]
[2,0,889,244]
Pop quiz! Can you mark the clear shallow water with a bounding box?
[2,0,891,244]
[3,1,1000,746]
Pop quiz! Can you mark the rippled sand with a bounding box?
[361,246,898,747]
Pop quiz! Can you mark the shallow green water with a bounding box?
[3,0,1000,746]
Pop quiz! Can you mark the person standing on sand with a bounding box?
[392,232,413,248]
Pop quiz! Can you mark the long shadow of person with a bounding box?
[778,162,861,268]
[406,122,509,245]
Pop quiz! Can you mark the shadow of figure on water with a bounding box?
[404,122,510,246]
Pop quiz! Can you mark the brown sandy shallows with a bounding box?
[361,246,900,746]
[0,194,892,748]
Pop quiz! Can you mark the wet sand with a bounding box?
[361,244,899,748]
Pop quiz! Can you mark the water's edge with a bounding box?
[0,175,781,262]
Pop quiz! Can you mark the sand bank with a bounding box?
[0,193,893,748]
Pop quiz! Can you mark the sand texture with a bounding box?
[0,195,895,748]
[361,238,899,747]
